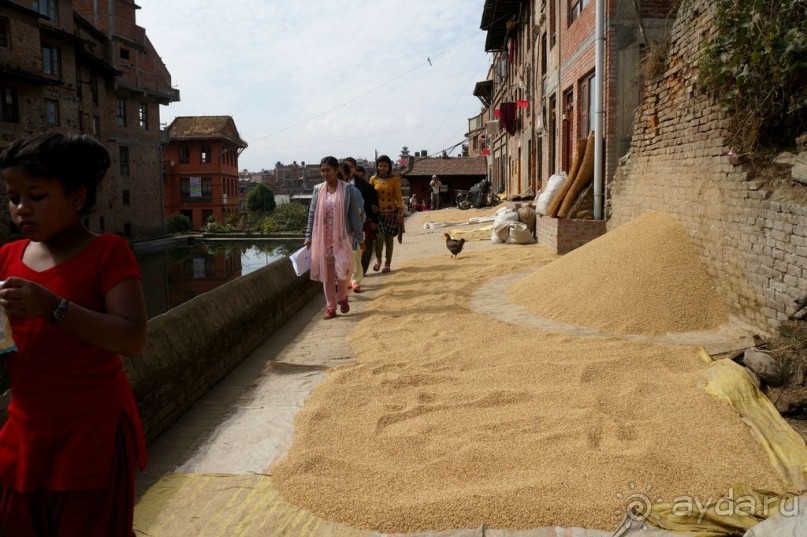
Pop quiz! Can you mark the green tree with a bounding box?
[247,184,276,212]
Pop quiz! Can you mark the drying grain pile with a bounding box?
[421,207,497,224]
[271,237,787,533]
[509,211,729,336]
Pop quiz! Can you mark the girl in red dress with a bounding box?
[0,133,148,536]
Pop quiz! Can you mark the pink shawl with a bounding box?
[309,181,355,283]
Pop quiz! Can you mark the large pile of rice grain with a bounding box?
[271,244,786,533]
[509,211,729,336]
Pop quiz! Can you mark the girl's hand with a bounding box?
[0,277,59,319]
[304,240,311,249]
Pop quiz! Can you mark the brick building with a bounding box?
[163,116,247,229]
[476,0,673,207]
[0,0,179,239]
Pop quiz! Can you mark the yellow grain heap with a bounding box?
[271,239,785,534]
[509,211,729,336]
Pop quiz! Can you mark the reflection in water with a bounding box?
[137,241,301,319]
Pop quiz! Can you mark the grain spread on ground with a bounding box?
[271,210,788,533]
[509,211,730,336]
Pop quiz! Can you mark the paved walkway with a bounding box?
[134,210,747,536]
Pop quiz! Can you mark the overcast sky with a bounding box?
[136,1,489,172]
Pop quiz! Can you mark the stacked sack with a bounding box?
[491,204,537,245]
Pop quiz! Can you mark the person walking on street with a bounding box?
[430,174,442,210]
[369,155,403,273]
[348,162,378,283]
[304,156,364,319]
[340,160,365,293]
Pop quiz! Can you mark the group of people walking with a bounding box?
[304,155,404,319]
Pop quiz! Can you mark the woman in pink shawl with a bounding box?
[304,156,365,319]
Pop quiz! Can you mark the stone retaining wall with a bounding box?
[125,258,320,442]
[609,0,807,335]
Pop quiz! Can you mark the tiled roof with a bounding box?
[402,157,487,178]
[167,116,248,147]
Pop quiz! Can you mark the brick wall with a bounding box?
[537,215,607,254]
[609,0,807,335]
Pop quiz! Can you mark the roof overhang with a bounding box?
[480,0,524,52]
[0,66,62,85]
[473,80,493,107]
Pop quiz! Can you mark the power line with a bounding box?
[249,29,487,143]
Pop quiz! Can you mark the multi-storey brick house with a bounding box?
[163,116,247,229]
[0,0,178,239]
[476,0,673,213]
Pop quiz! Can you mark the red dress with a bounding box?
[0,234,146,533]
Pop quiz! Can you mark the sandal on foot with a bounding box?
[372,262,381,272]
[351,285,363,293]
[323,308,337,320]
[338,299,350,314]
[382,265,391,273]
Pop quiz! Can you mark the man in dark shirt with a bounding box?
[345,158,378,276]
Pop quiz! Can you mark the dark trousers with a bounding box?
[361,222,375,274]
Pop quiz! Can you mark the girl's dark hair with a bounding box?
[376,154,392,167]
[0,133,110,214]
[320,156,339,168]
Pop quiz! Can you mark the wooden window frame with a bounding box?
[138,103,148,130]
[116,98,127,127]
[34,0,58,23]
[569,0,590,24]
[579,71,596,137]
[179,145,190,164]
[45,99,59,125]
[42,45,61,76]
[0,17,9,49]
[1,86,20,123]
[119,146,130,176]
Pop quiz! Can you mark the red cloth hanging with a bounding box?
[493,108,501,118]
[517,100,529,108]
[498,102,518,135]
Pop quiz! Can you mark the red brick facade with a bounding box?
[163,116,247,229]
[478,0,674,211]
[0,0,178,240]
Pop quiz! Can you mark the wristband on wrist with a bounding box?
[50,298,69,324]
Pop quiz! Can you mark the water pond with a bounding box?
[137,240,302,319]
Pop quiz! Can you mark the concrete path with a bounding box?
[135,210,746,536]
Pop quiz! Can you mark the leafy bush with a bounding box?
[201,219,236,233]
[165,213,192,233]
[699,0,807,151]
[247,183,276,213]
[262,201,308,233]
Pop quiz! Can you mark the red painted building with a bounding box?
[163,116,247,229]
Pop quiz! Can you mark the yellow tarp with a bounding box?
[135,473,369,537]
[639,358,807,536]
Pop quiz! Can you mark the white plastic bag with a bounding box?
[535,172,567,215]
